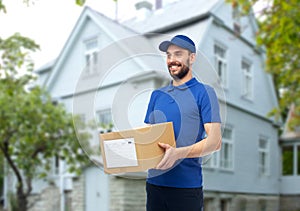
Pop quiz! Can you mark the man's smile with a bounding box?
[168,61,182,71]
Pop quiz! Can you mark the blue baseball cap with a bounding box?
[159,35,196,53]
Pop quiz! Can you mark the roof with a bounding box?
[43,6,147,89]
[123,0,220,33]
[281,104,300,141]
[88,6,139,38]
[34,59,56,73]
[36,0,221,73]
[36,6,139,74]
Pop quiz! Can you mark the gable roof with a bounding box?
[281,104,300,141]
[43,6,142,90]
[123,0,221,33]
[36,0,222,75]
[39,0,263,92]
[34,59,56,74]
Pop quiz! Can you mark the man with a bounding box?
[144,35,222,211]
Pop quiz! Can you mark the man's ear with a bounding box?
[190,53,196,64]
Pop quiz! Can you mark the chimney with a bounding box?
[135,0,153,21]
[156,0,162,10]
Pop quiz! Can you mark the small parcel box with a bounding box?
[99,122,176,174]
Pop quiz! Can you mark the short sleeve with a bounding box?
[201,86,221,124]
[144,91,157,124]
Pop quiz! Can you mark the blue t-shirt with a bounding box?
[144,77,221,188]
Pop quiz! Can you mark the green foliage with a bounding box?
[0,0,6,13]
[76,0,86,6]
[0,84,90,177]
[0,1,94,210]
[0,32,91,211]
[226,0,300,129]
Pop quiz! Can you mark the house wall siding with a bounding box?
[203,104,280,194]
[213,1,257,46]
[202,21,277,117]
[25,1,287,210]
[50,18,113,98]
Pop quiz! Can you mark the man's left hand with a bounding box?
[155,142,180,170]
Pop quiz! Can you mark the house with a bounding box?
[5,0,294,210]
[279,104,300,211]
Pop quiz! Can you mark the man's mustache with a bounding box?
[168,61,182,68]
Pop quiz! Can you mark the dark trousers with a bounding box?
[146,182,203,211]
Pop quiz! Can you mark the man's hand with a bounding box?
[155,142,181,170]
[155,122,221,170]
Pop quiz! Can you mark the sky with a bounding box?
[0,0,143,68]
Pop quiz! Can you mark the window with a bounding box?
[241,59,253,99]
[220,127,233,170]
[203,126,233,170]
[97,109,113,133]
[203,151,219,168]
[282,144,300,176]
[214,43,227,87]
[282,145,295,175]
[232,4,241,34]
[84,37,99,74]
[258,137,269,176]
[202,132,218,168]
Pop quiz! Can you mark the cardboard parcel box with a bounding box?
[99,122,176,174]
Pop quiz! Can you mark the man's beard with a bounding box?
[168,60,190,81]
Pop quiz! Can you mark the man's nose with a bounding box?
[168,55,175,62]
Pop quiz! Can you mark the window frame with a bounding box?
[203,125,234,171]
[96,108,113,133]
[232,4,242,34]
[281,143,300,176]
[214,42,228,88]
[241,58,253,100]
[219,125,234,171]
[84,36,99,75]
[258,135,270,176]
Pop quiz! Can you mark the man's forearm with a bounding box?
[176,124,222,159]
[177,138,221,159]
[156,123,221,170]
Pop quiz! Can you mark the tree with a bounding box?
[0,1,94,210]
[226,0,300,129]
[0,34,91,211]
